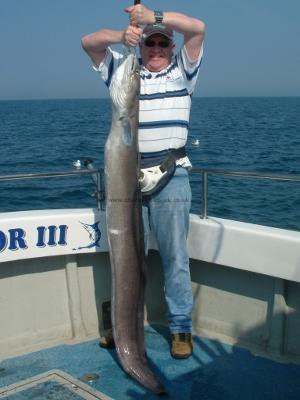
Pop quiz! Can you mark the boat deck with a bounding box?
[1,325,300,400]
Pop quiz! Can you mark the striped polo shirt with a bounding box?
[93,44,203,168]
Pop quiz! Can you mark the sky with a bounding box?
[1,0,300,100]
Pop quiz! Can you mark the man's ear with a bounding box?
[171,43,175,55]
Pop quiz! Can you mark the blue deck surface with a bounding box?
[1,325,300,400]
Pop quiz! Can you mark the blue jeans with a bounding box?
[142,167,193,333]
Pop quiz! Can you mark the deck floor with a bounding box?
[1,325,300,400]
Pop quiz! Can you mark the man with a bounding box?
[82,4,205,359]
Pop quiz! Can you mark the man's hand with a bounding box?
[123,24,143,47]
[124,4,155,27]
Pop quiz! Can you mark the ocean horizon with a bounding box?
[1,95,299,102]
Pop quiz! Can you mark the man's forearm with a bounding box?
[162,12,205,39]
[128,6,205,39]
[81,29,124,66]
[128,5,205,61]
[163,12,205,61]
[82,29,124,54]
[81,23,144,66]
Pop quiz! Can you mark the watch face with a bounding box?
[154,10,163,23]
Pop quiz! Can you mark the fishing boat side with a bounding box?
[0,208,299,362]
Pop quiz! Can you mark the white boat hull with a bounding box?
[0,208,300,361]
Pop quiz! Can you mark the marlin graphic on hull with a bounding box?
[73,221,101,250]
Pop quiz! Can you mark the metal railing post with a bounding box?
[202,171,208,219]
[99,170,106,211]
[96,171,101,210]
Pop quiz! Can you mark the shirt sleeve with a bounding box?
[92,47,125,88]
[176,43,204,94]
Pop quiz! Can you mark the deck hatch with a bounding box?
[0,369,112,400]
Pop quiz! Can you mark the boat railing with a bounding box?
[0,166,299,217]
[192,168,300,219]
[0,168,105,211]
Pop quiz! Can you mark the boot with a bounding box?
[171,333,193,359]
[99,330,115,349]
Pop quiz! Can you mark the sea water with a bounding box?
[0,97,299,231]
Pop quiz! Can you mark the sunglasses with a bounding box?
[144,39,171,48]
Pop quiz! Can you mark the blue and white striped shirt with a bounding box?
[93,44,203,168]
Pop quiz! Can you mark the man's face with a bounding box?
[140,34,174,72]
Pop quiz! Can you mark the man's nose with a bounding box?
[152,43,162,50]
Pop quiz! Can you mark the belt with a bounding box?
[139,147,187,198]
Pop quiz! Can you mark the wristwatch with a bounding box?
[154,10,164,26]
